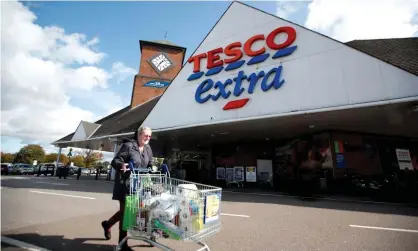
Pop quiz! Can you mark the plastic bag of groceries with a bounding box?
[149,192,180,220]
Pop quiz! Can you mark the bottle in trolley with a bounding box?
[116,168,222,251]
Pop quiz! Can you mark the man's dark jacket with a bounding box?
[111,137,153,201]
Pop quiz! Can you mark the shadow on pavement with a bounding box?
[1,175,114,195]
[3,234,153,251]
[221,190,418,217]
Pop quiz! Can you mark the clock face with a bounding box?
[149,53,173,74]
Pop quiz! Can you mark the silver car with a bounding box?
[12,164,33,175]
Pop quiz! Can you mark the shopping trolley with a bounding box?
[116,169,222,251]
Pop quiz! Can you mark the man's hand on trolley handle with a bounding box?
[121,163,129,173]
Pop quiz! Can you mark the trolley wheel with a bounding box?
[150,236,156,247]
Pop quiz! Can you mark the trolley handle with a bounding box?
[129,160,135,172]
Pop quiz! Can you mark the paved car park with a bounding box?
[1,175,418,251]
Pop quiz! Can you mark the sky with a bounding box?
[1,0,418,159]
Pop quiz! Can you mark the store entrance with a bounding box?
[182,161,199,183]
[175,151,208,183]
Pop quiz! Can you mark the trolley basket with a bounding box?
[116,173,222,251]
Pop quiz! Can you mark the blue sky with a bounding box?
[28,1,308,108]
[2,0,416,157]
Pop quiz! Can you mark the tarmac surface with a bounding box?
[1,175,418,251]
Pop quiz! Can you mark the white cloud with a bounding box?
[305,0,418,42]
[1,1,136,149]
[276,0,307,19]
[111,62,137,85]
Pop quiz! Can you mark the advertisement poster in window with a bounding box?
[336,154,346,168]
[216,167,225,180]
[225,168,234,181]
[246,166,257,182]
[395,149,413,170]
[234,166,244,182]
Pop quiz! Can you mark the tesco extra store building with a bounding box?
[139,3,418,186]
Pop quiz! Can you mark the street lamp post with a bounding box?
[67,148,73,163]
[54,147,62,176]
[66,148,73,178]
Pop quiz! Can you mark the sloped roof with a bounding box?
[345,37,418,76]
[152,40,180,47]
[55,96,161,143]
[91,96,161,138]
[53,106,130,143]
[53,96,160,143]
[139,40,186,52]
[55,132,74,142]
[81,121,100,137]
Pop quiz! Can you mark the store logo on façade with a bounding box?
[187,26,297,110]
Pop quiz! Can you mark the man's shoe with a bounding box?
[101,221,111,240]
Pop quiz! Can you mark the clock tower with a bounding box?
[131,40,186,108]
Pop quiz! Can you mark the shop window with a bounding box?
[363,138,378,160]
[342,143,363,152]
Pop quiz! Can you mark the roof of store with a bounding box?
[139,40,187,52]
[345,37,418,76]
[92,96,161,138]
[53,96,161,143]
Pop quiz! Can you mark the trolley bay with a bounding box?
[2,175,418,251]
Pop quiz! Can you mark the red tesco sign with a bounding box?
[188,26,297,73]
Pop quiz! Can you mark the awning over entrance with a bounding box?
[153,100,418,149]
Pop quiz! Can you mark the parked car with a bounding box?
[33,164,42,174]
[42,163,56,176]
[69,167,76,175]
[1,163,13,175]
[11,164,34,175]
[80,168,91,176]
[38,163,64,176]
[100,168,108,174]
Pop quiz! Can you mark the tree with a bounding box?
[1,152,16,163]
[95,161,110,168]
[71,155,85,167]
[44,153,68,164]
[79,149,103,168]
[14,144,45,164]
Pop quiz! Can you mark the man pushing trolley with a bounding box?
[100,127,222,251]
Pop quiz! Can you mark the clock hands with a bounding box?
[151,54,172,73]
[157,60,165,68]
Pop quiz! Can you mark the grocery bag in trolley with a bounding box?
[122,195,139,231]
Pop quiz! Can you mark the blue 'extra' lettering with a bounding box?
[212,79,233,101]
[195,79,213,103]
[194,65,285,104]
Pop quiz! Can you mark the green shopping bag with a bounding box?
[122,195,139,231]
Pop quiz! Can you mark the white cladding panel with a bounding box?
[71,123,86,141]
[143,2,418,130]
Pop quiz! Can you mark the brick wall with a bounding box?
[131,43,185,108]
[131,75,167,107]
